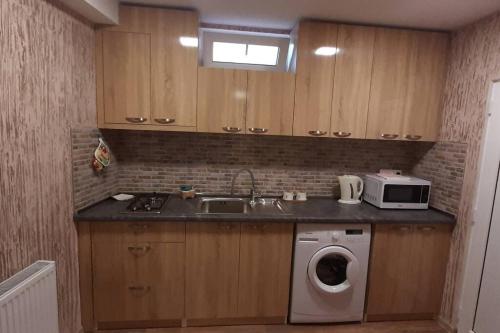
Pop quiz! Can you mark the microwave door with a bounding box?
[383,185,422,203]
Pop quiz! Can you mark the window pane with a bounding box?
[212,42,279,66]
[213,42,247,63]
[246,45,279,65]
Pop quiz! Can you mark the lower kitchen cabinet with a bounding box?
[90,222,185,330]
[238,223,294,320]
[185,222,294,326]
[366,224,452,321]
[185,222,241,324]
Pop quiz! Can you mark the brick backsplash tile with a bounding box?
[71,128,119,210]
[71,129,467,215]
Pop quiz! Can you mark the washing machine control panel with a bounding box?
[296,225,371,245]
[331,231,341,242]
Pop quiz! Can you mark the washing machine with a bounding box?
[289,223,371,323]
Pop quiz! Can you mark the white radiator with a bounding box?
[0,261,59,333]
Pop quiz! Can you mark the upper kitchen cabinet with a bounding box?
[96,5,198,131]
[293,21,338,137]
[330,25,375,139]
[402,32,449,141]
[366,28,414,140]
[197,67,248,134]
[246,71,295,136]
[150,9,198,128]
[366,28,449,141]
[100,31,151,125]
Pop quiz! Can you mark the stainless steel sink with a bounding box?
[199,197,249,214]
[198,197,290,215]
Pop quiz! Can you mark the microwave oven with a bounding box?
[363,174,431,209]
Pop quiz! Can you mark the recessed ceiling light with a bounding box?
[314,46,339,56]
[179,36,199,47]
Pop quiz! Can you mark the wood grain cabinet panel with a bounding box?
[97,5,198,131]
[185,222,241,323]
[92,241,184,328]
[91,221,185,243]
[402,32,449,141]
[246,71,295,136]
[237,223,294,320]
[330,25,375,139]
[366,224,452,321]
[293,21,338,137]
[197,68,248,134]
[150,9,198,128]
[102,31,151,125]
[367,28,449,141]
[366,28,414,140]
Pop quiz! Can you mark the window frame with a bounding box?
[200,29,291,72]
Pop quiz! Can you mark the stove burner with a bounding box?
[126,194,168,213]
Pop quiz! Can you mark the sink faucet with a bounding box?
[230,169,260,206]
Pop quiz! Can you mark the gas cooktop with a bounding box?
[124,194,169,213]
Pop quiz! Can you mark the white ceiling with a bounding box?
[123,0,500,31]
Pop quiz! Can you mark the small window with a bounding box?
[201,29,291,71]
[212,42,280,66]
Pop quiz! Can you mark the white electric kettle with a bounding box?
[338,175,364,204]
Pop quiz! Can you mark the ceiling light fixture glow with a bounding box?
[314,46,339,56]
[179,36,199,48]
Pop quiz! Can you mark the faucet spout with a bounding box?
[230,169,259,206]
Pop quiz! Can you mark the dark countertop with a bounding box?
[74,194,456,225]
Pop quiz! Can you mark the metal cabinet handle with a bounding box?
[404,134,422,141]
[381,133,399,140]
[222,126,242,133]
[249,127,268,134]
[125,117,147,123]
[154,118,175,124]
[332,131,351,138]
[248,128,268,134]
[418,226,436,232]
[127,244,151,255]
[308,130,327,137]
[128,223,149,234]
[128,285,151,294]
[393,225,412,232]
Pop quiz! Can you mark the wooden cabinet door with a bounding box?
[237,223,294,320]
[92,242,184,327]
[293,21,338,137]
[197,68,247,134]
[331,25,375,139]
[366,224,415,320]
[102,31,151,125]
[402,32,449,141]
[410,224,451,314]
[150,9,198,128]
[246,71,295,136]
[366,28,414,140]
[185,222,241,323]
[366,224,451,321]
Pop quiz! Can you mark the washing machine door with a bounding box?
[307,245,360,294]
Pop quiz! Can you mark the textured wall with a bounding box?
[438,11,500,327]
[72,129,119,210]
[0,1,96,332]
[72,129,467,217]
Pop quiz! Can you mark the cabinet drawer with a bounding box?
[92,221,185,243]
[93,242,185,325]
